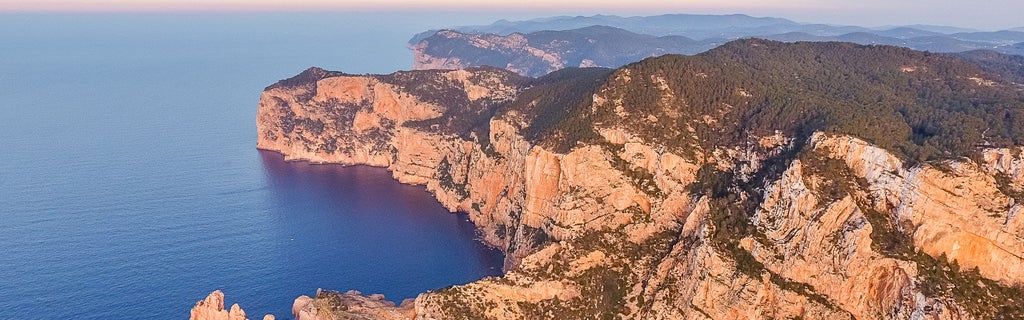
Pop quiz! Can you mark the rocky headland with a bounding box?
[197,39,1024,319]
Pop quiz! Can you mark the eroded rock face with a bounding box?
[981,147,1024,184]
[811,134,1024,287]
[247,61,1024,320]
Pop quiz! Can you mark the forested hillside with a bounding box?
[500,39,1024,164]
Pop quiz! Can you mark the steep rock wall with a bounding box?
[249,67,1024,320]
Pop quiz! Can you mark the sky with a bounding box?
[1,0,1021,30]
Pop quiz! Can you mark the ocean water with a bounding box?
[0,13,513,319]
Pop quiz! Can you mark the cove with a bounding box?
[252,150,506,316]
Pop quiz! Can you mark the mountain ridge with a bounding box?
[409,15,1024,77]
[408,13,797,44]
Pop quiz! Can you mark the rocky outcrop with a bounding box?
[190,291,273,320]
[812,135,1024,287]
[292,289,413,320]
[982,147,1024,184]
[247,40,1024,319]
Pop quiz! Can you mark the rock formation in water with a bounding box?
[189,290,273,320]
[250,39,1024,319]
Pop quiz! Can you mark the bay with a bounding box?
[0,12,510,319]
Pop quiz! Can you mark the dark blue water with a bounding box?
[0,13,511,319]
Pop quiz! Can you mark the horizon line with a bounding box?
[0,6,1018,31]
[0,1,833,14]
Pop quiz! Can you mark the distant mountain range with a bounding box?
[409,14,800,43]
[409,14,1024,77]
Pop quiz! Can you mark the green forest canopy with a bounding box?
[499,39,1024,163]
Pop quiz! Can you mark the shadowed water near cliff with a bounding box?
[258,150,504,298]
[0,13,509,319]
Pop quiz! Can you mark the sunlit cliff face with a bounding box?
[237,39,1024,318]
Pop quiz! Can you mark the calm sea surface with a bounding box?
[0,13,515,319]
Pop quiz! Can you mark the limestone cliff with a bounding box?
[249,40,1024,319]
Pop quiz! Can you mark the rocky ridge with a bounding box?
[225,40,1024,319]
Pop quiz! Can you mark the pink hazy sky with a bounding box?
[1,0,1020,30]
[1,0,833,12]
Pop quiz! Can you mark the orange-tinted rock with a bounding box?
[251,67,1024,319]
[292,290,412,320]
[812,133,1024,286]
[190,290,271,320]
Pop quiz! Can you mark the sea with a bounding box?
[0,12,519,319]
